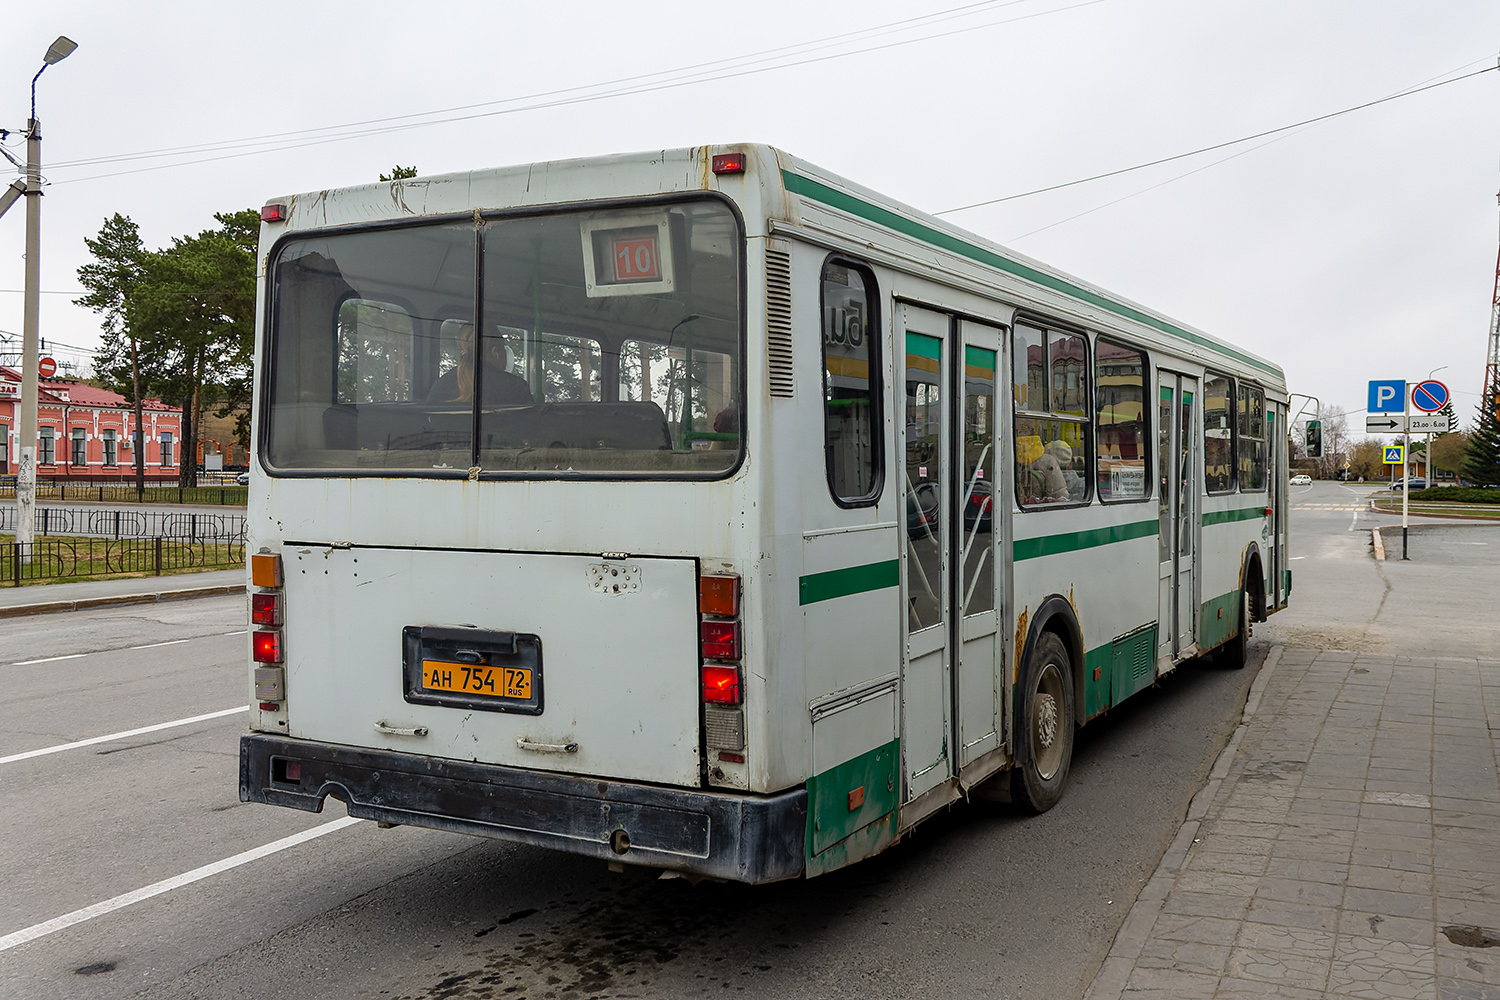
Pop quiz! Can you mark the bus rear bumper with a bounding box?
[239,734,808,884]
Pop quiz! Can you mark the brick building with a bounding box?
[0,367,183,479]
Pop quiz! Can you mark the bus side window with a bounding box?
[1204,373,1235,493]
[1238,383,1266,491]
[821,258,881,505]
[1014,323,1090,508]
[1095,338,1148,502]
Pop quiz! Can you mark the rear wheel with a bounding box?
[1219,586,1252,670]
[1011,631,1075,813]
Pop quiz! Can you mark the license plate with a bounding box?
[421,660,532,700]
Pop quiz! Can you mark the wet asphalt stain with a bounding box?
[74,961,117,976]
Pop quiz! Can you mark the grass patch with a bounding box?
[0,534,244,587]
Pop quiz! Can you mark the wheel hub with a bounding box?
[1035,693,1058,749]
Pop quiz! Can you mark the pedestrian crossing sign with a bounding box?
[1383,444,1404,465]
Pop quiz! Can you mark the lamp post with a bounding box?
[11,36,77,560]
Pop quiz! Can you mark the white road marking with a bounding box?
[127,638,191,651]
[0,817,362,953]
[12,653,86,666]
[0,706,247,765]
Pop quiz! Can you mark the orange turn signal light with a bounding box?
[699,574,740,617]
[251,552,283,589]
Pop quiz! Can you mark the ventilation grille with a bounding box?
[765,248,795,398]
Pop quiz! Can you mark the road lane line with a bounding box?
[0,817,362,953]
[126,638,193,651]
[12,653,86,666]
[0,706,247,765]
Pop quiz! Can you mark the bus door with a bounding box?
[898,306,1003,804]
[1268,403,1285,608]
[1157,372,1199,661]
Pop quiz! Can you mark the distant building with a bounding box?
[0,367,183,479]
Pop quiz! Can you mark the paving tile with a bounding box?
[1355,832,1436,855]
[1438,979,1500,1000]
[1434,872,1500,903]
[1350,848,1433,874]
[1150,912,1243,948]
[1256,876,1347,908]
[1435,942,1498,990]
[1213,979,1331,999]
[1161,891,1253,921]
[1185,850,1271,877]
[1264,857,1351,885]
[1338,909,1437,946]
[1134,937,1232,977]
[1358,817,1435,839]
[1344,886,1437,920]
[1122,965,1221,994]
[1176,869,1261,897]
[1347,864,1435,896]
[1245,897,1341,932]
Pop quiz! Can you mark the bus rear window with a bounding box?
[264,199,743,478]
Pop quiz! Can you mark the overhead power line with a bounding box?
[50,0,1110,185]
[935,63,1499,215]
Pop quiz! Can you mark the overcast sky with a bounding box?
[3,1,1498,432]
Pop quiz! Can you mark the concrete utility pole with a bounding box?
[9,37,76,561]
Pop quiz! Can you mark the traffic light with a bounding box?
[1306,420,1322,458]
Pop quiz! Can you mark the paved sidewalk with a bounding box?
[0,567,245,617]
[1086,646,1500,1000]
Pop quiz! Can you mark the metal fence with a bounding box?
[0,506,247,541]
[0,480,247,506]
[1,537,246,586]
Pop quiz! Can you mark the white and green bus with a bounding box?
[240,144,1288,882]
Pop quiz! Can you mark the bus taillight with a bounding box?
[251,592,282,627]
[252,629,283,664]
[700,620,742,661]
[702,665,742,705]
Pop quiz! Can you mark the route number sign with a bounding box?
[1383,444,1404,465]
[1411,380,1449,413]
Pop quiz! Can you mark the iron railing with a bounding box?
[0,479,246,506]
[0,506,246,541]
[1,537,246,586]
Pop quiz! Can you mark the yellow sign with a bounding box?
[1382,445,1404,465]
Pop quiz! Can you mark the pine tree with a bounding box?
[1462,398,1500,486]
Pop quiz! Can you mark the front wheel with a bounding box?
[1011,631,1075,813]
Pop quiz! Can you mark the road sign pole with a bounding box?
[1402,388,1410,560]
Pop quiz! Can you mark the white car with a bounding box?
[236,472,250,486]
[1290,474,1312,486]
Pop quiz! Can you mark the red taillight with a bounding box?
[251,592,282,627]
[260,202,288,223]
[700,620,741,661]
[252,629,283,664]
[702,665,741,705]
[711,153,746,175]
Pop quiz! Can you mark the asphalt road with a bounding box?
[1,585,1266,999]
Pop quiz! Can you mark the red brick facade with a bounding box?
[0,367,183,479]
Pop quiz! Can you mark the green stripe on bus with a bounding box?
[1013,519,1158,561]
[781,169,1282,380]
[906,332,940,360]
[1202,506,1267,526]
[965,345,995,371]
[800,560,900,605]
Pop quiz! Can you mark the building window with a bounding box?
[1203,373,1235,494]
[39,427,55,465]
[103,429,118,466]
[160,432,173,468]
[71,428,87,467]
[821,257,881,505]
[1238,383,1266,492]
[1014,321,1090,507]
[0,426,8,469]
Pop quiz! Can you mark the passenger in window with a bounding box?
[427,323,533,405]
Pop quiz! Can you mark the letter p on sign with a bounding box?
[1368,380,1406,414]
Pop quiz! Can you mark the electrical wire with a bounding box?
[52,0,1111,185]
[935,63,1499,215]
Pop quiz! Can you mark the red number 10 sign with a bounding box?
[609,234,661,283]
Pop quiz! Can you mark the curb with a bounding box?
[1371,527,1386,561]
[1083,644,1286,1000]
[0,584,244,619]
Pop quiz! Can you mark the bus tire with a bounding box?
[1219,587,1251,670]
[1011,631,1075,813]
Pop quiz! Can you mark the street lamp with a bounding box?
[7,36,77,559]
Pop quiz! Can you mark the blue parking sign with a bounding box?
[1369,380,1406,413]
